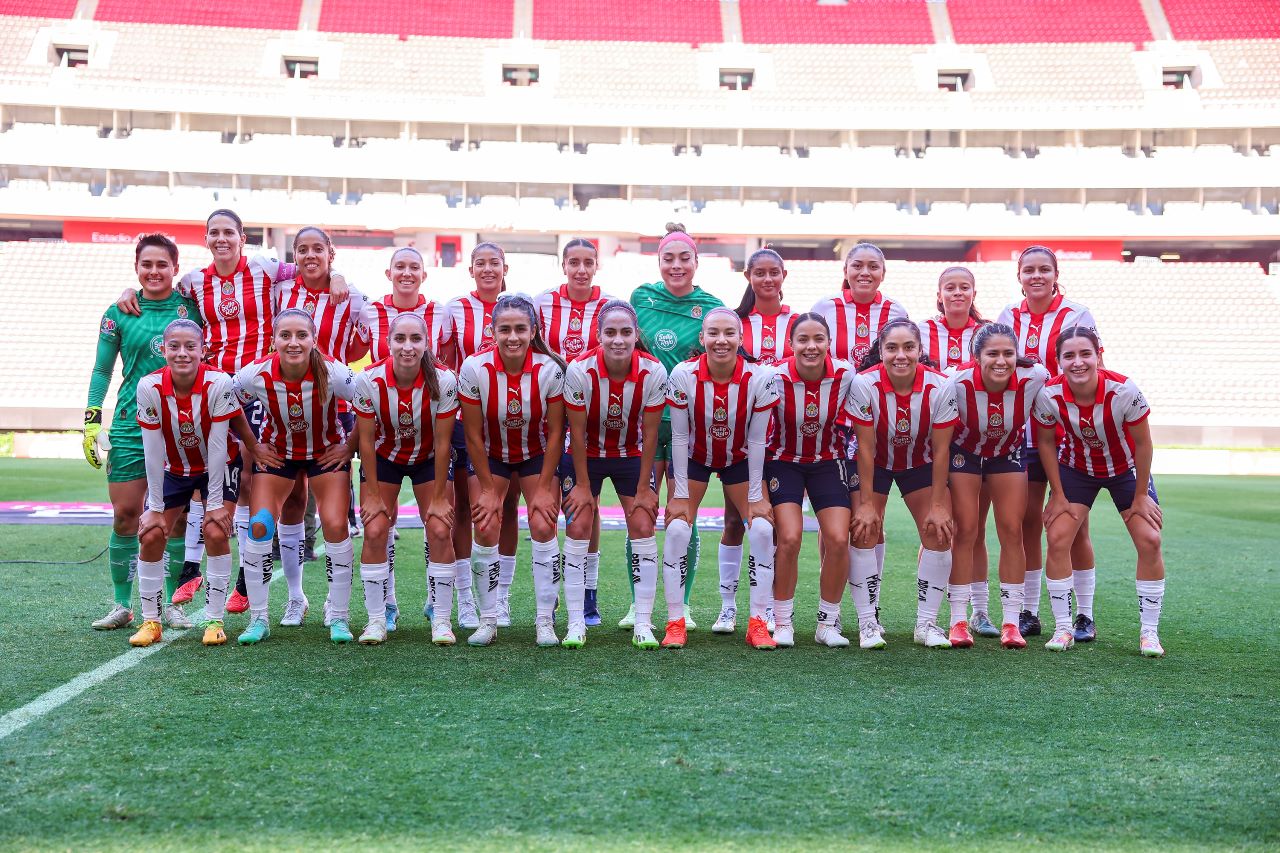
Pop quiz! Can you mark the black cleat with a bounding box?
[1018,609,1042,637]
[177,559,202,587]
[1073,613,1097,643]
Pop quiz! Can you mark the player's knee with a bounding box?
[364,514,389,547]
[566,512,593,542]
[775,524,803,558]
[1132,523,1162,556]
[203,521,228,549]
[747,518,774,553]
[138,524,167,552]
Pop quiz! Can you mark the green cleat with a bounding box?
[632,624,659,649]
[330,619,354,644]
[237,617,270,645]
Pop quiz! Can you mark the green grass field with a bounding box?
[0,459,1276,851]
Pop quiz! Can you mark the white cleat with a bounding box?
[91,603,134,631]
[280,595,309,627]
[815,624,851,648]
[535,615,559,647]
[467,620,497,646]
[617,602,637,630]
[765,605,776,633]
[322,596,334,628]
[359,618,387,645]
[914,621,952,649]
[858,620,887,650]
[163,604,194,629]
[1045,627,1076,652]
[457,597,480,630]
[496,591,512,628]
[561,621,587,649]
[772,623,795,647]
[682,603,697,631]
[632,623,659,649]
[711,606,737,634]
[431,619,456,646]
[1139,628,1164,658]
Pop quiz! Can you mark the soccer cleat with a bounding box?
[660,618,687,649]
[1018,609,1042,637]
[711,606,737,634]
[225,590,249,614]
[304,543,318,562]
[348,522,361,540]
[280,595,309,627]
[535,616,559,647]
[583,589,602,627]
[858,621,887,650]
[562,621,587,649]
[772,623,795,648]
[467,620,497,647]
[815,624,851,648]
[129,620,163,647]
[1073,613,1097,643]
[971,610,1000,638]
[683,603,698,631]
[458,598,481,630]
[237,617,270,645]
[632,624,660,649]
[495,592,512,628]
[745,616,776,650]
[618,603,637,630]
[163,604,194,630]
[92,604,134,631]
[1045,627,1075,652]
[765,606,776,633]
[1000,623,1027,649]
[330,619,354,644]
[1139,628,1164,658]
[322,597,334,628]
[384,603,399,633]
[431,619,456,646]
[171,573,204,605]
[948,621,975,649]
[359,618,387,645]
[914,621,952,649]
[201,620,227,646]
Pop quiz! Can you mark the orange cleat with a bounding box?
[661,618,687,649]
[1000,623,1027,649]
[948,621,974,648]
[129,620,163,647]
[225,589,249,614]
[745,616,777,650]
[171,574,203,605]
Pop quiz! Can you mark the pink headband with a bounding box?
[659,230,697,255]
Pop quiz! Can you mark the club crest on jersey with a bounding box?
[762,336,775,351]
[713,406,728,423]
[1081,426,1096,439]
[398,412,413,426]
[856,322,869,338]
[948,344,961,360]
[896,417,910,433]
[989,412,1004,428]
[953,452,966,468]
[1026,332,1039,349]
[288,403,304,419]
[568,317,582,332]
[150,336,164,356]
[176,305,188,319]
[179,421,196,435]
[768,477,780,493]
[218,299,240,319]
[564,336,585,357]
[608,402,623,418]
[655,329,677,351]
[507,399,522,416]
[221,281,236,296]
[805,402,819,418]
[303,300,316,316]
[482,324,493,340]
[691,306,703,319]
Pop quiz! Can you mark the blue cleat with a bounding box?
[385,603,399,633]
[330,619,354,644]
[583,589,601,627]
[237,617,270,645]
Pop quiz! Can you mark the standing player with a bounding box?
[1032,326,1166,656]
[561,300,667,649]
[84,234,202,631]
[629,223,725,631]
[664,308,780,650]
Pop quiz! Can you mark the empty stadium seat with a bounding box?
[947,0,1150,43]
[319,0,513,37]
[532,0,721,43]
[0,0,75,16]
[95,0,302,29]
[739,0,934,45]
[1161,0,1280,40]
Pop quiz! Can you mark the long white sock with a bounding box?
[948,584,970,627]
[427,561,454,621]
[585,551,600,591]
[1136,579,1165,631]
[969,579,990,616]
[278,522,305,602]
[1073,568,1096,619]
[470,544,499,620]
[773,597,794,628]
[185,499,205,565]
[848,546,878,623]
[999,582,1024,628]
[531,537,561,621]
[1047,577,1074,631]
[384,534,398,607]
[915,548,951,626]
[137,557,165,622]
[746,519,775,619]
[242,537,273,619]
[361,561,389,619]
[324,537,355,620]
[562,537,589,624]
[203,553,232,621]
[234,506,250,558]
[1024,567,1043,615]
[662,519,692,622]
[872,542,886,610]
[498,553,516,597]
[718,543,742,608]
[630,536,659,627]
[817,598,841,630]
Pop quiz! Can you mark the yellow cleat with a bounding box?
[202,620,227,646]
[129,620,163,647]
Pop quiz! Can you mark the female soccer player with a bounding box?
[849,318,959,650]
[130,319,249,647]
[231,308,360,645]
[1031,326,1166,657]
[630,223,725,630]
[767,313,860,648]
[353,313,458,646]
[562,300,667,649]
[946,323,1050,649]
[997,246,1102,640]
[85,233,202,631]
[458,294,567,647]
[664,308,780,650]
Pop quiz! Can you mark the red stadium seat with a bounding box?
[740,0,934,45]
[947,0,1151,43]
[0,0,75,15]
[532,0,721,43]
[1162,0,1280,40]
[94,0,302,29]
[320,0,514,38]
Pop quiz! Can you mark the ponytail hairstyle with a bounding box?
[275,307,329,405]
[1017,245,1062,295]
[1054,324,1102,361]
[736,247,786,319]
[935,265,986,323]
[596,298,651,355]
[492,293,567,372]
[787,311,831,342]
[390,245,425,266]
[294,226,336,277]
[388,312,443,401]
[858,317,937,372]
[470,241,508,293]
[659,222,698,257]
[561,237,598,261]
[701,306,757,364]
[971,322,1036,369]
[841,241,886,293]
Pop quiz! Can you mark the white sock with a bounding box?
[470,544,499,621]
[585,551,600,591]
[817,598,841,629]
[948,584,970,627]
[848,546,878,624]
[1136,579,1165,631]
[185,499,205,565]
[531,538,561,621]
[969,579,990,615]
[384,534,398,607]
[242,537,273,619]
[1024,567,1043,615]
[630,536,659,627]
[360,561,389,619]
[278,521,305,602]
[562,537,589,624]
[999,582,1024,628]
[137,557,165,622]
[746,519,775,619]
[324,537,355,620]
[427,561,454,622]
[662,518,692,622]
[915,548,951,626]
[872,542,885,610]
[1047,577,1074,631]
[773,597,794,628]
[498,553,516,596]
[203,553,232,621]
[454,556,474,600]
[1073,568,1096,619]
[718,543,742,608]
[234,506,250,557]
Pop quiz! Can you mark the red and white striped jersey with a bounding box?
[136,365,240,476]
[352,359,459,466]
[277,277,368,364]
[535,284,612,361]
[458,349,566,464]
[359,295,450,364]
[667,355,779,469]
[564,349,668,459]
[232,354,358,461]
[444,292,498,369]
[996,294,1098,376]
[1032,370,1150,478]
[950,363,1050,459]
[740,307,795,365]
[178,255,292,375]
[849,364,959,471]
[768,356,861,464]
[811,291,909,366]
[918,316,982,371]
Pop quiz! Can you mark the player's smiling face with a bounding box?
[700,313,741,366]
[386,250,424,297]
[469,248,507,299]
[747,257,786,304]
[388,318,427,373]
[164,327,203,378]
[938,270,975,318]
[844,249,884,302]
[206,215,244,265]
[135,246,177,298]
[562,246,598,292]
[599,309,638,367]
[1058,335,1099,388]
[492,307,532,368]
[660,244,697,293]
[1019,252,1058,303]
[879,326,919,383]
[274,316,315,368]
[791,319,829,372]
[978,333,1018,388]
[294,229,333,284]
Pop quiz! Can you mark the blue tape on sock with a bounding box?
[249,509,276,542]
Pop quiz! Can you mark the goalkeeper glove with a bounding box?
[83,407,104,469]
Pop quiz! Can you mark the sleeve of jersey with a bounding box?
[665,367,690,409]
[1077,307,1101,343]
[175,271,196,300]
[751,367,781,412]
[351,372,376,418]
[141,425,167,513]
[435,369,460,418]
[545,363,565,403]
[438,304,456,346]
[183,296,204,327]
[457,358,481,404]
[890,301,910,323]
[996,305,1015,327]
[932,379,960,428]
[643,364,669,411]
[1031,389,1058,427]
[253,254,295,284]
[355,303,373,344]
[135,380,162,429]
[563,364,588,412]
[329,361,359,402]
[1122,378,1151,424]
[846,374,875,426]
[230,364,257,406]
[87,309,122,410]
[208,375,240,422]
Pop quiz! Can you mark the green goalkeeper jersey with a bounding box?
[630,281,725,422]
[87,289,202,440]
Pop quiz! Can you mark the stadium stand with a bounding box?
[0,0,74,15]
[1161,0,1280,40]
[532,0,721,43]
[319,0,513,38]
[947,0,1151,43]
[739,0,934,45]
[1200,40,1280,108]
[94,0,302,29]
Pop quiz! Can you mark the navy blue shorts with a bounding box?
[240,400,265,440]
[369,454,450,487]
[162,457,242,509]
[470,454,545,481]
[1059,467,1158,512]
[1025,440,1049,484]
[337,410,356,437]
[766,459,851,512]
[834,423,858,461]
[688,458,749,486]
[450,420,469,470]
[259,456,351,479]
[873,463,933,497]
[948,443,1026,478]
